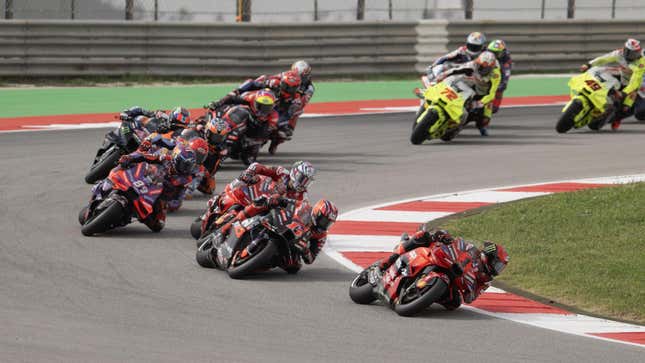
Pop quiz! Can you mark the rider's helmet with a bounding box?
[623,38,642,62]
[250,89,276,119]
[475,51,497,77]
[487,39,507,58]
[431,229,454,244]
[179,128,201,141]
[188,137,209,165]
[171,143,197,175]
[279,70,302,100]
[311,199,338,231]
[481,241,509,276]
[169,107,190,129]
[205,117,232,146]
[291,60,312,84]
[465,32,487,57]
[289,160,316,192]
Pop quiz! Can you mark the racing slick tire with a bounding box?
[349,272,377,305]
[556,100,582,134]
[190,217,203,240]
[84,147,122,184]
[394,277,448,317]
[410,110,438,145]
[196,238,218,269]
[80,200,123,236]
[226,240,277,279]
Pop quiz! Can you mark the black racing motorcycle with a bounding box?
[195,198,307,279]
[84,113,168,184]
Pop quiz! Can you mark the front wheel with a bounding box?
[80,200,124,236]
[556,100,583,134]
[394,277,448,317]
[190,217,203,240]
[196,238,218,268]
[85,147,122,184]
[226,239,277,279]
[410,110,438,145]
[349,271,376,305]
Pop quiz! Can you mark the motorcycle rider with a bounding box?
[208,89,279,159]
[193,117,234,194]
[487,39,512,113]
[211,70,303,155]
[427,32,487,81]
[82,142,198,232]
[266,61,316,154]
[376,228,509,310]
[580,38,645,130]
[200,160,316,241]
[122,106,191,135]
[435,51,501,136]
[288,198,339,270]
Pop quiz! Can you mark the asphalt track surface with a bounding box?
[1,106,644,362]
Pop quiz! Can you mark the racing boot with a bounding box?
[476,117,491,136]
[611,119,622,131]
[268,138,280,155]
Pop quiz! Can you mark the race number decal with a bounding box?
[440,88,459,101]
[133,180,148,194]
[584,79,602,91]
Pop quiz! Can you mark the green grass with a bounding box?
[440,183,645,323]
[0,76,569,118]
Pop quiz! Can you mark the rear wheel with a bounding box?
[410,110,438,145]
[80,200,124,236]
[394,277,448,317]
[588,108,615,131]
[349,272,376,305]
[227,240,277,279]
[556,100,583,134]
[85,147,121,184]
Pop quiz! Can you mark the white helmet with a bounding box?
[623,38,642,62]
[289,161,316,192]
[475,51,497,76]
[291,60,312,82]
[465,32,487,57]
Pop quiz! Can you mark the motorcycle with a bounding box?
[79,161,165,236]
[190,175,282,241]
[84,113,167,184]
[349,237,477,316]
[410,75,476,144]
[195,198,307,279]
[556,66,622,133]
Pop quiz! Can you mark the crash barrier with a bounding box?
[0,20,418,77]
[1,19,645,77]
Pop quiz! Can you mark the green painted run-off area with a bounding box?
[0,77,569,118]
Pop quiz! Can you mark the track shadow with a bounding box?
[88,226,194,240]
[412,306,497,320]
[422,138,566,146]
[218,267,355,283]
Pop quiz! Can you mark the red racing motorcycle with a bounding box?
[349,237,478,316]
